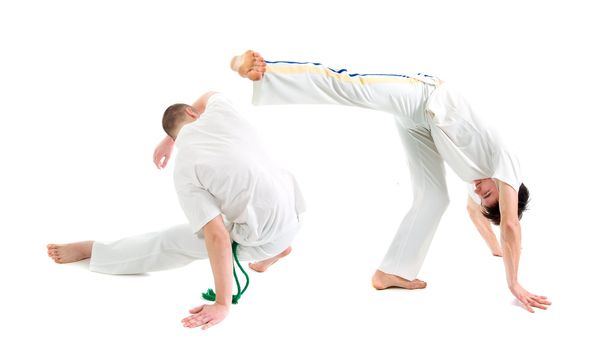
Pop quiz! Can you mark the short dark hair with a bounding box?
[162,103,191,139]
[482,183,530,225]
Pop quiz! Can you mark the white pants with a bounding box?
[90,222,300,275]
[254,61,449,280]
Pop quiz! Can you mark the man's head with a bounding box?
[162,103,200,140]
[474,178,499,208]
[479,181,530,225]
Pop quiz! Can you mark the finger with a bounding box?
[519,297,534,313]
[529,300,548,310]
[185,315,211,328]
[182,313,201,323]
[161,156,168,168]
[202,320,216,330]
[183,316,203,328]
[183,312,211,324]
[531,296,552,305]
[182,315,197,324]
[157,156,165,169]
[189,305,204,314]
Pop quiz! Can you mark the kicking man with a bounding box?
[48,88,306,329]
[231,50,550,313]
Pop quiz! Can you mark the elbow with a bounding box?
[204,229,232,251]
[203,227,230,243]
[427,188,450,211]
[500,220,520,241]
[202,217,231,244]
[501,219,520,232]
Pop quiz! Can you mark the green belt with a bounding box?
[201,241,250,305]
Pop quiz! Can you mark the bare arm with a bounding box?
[191,91,218,114]
[497,181,551,312]
[201,215,233,306]
[153,135,174,169]
[467,196,502,256]
[181,215,232,329]
[153,91,218,169]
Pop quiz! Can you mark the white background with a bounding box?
[1,0,608,348]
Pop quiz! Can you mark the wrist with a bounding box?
[215,300,231,308]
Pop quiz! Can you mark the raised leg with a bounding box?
[232,51,437,122]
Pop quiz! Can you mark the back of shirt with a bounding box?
[426,84,522,193]
[174,94,305,245]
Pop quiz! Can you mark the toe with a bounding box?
[247,70,263,81]
[415,280,427,289]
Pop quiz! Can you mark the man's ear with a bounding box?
[185,106,200,119]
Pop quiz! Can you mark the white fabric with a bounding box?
[467,183,482,205]
[88,93,305,275]
[174,93,305,247]
[89,222,301,274]
[253,61,520,279]
[426,85,522,192]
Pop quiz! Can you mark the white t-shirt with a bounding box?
[426,84,522,193]
[173,94,306,246]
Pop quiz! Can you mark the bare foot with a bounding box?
[230,50,267,81]
[47,241,94,264]
[371,269,427,290]
[492,251,503,257]
[248,246,292,273]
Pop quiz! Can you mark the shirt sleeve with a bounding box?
[204,93,233,115]
[176,183,222,234]
[199,92,243,121]
[467,184,481,205]
[492,150,522,193]
[205,92,222,108]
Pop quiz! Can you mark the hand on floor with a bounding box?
[182,303,229,330]
[510,283,551,313]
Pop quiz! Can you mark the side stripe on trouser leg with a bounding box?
[254,60,437,128]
